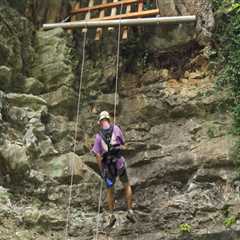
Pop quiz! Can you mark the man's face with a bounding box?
[100,119,110,128]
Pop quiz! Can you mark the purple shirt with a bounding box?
[92,125,125,170]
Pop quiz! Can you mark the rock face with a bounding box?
[0,4,35,92]
[157,0,215,45]
[0,141,30,181]
[0,2,239,240]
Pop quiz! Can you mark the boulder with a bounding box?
[32,28,75,92]
[24,109,58,158]
[40,152,101,184]
[23,207,41,226]
[0,186,11,204]
[0,6,35,89]
[94,93,119,111]
[38,209,65,230]
[0,141,30,180]
[120,94,167,125]
[41,86,76,115]
[140,69,161,85]
[38,138,58,158]
[23,77,44,95]
[0,90,6,121]
[6,93,47,111]
[189,71,205,79]
[0,66,12,91]
[15,231,33,240]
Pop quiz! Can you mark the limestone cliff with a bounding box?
[0,1,239,240]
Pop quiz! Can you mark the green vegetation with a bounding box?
[224,216,237,228]
[7,0,26,13]
[212,0,240,173]
[179,223,192,234]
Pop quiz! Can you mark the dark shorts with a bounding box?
[102,159,129,187]
[118,167,129,184]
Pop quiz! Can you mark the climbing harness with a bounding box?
[99,125,114,151]
[64,26,87,240]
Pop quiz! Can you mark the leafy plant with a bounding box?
[224,216,237,228]
[179,223,192,234]
[213,0,240,174]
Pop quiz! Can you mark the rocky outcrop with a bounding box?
[157,0,215,45]
[0,141,30,181]
[0,2,238,240]
[0,4,35,92]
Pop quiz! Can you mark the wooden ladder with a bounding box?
[70,0,160,40]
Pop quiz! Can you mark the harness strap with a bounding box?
[99,125,114,150]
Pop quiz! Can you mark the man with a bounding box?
[92,111,135,226]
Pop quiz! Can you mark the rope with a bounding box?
[95,180,103,240]
[155,0,160,16]
[64,29,87,240]
[113,3,123,125]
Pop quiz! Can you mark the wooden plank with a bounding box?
[138,0,143,12]
[67,2,80,33]
[95,0,107,40]
[71,2,80,22]
[82,0,94,33]
[122,4,132,39]
[93,9,160,21]
[108,0,119,31]
[71,0,139,15]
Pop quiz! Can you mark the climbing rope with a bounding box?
[95,180,103,240]
[64,29,87,240]
[155,0,160,15]
[113,3,123,125]
[95,3,124,239]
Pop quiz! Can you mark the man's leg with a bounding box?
[119,168,133,210]
[123,183,133,210]
[106,187,116,227]
[120,170,136,223]
[106,187,115,211]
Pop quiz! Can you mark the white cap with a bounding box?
[98,111,110,122]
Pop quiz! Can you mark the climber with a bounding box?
[92,111,135,227]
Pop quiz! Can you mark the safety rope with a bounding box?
[95,180,103,240]
[113,3,123,125]
[155,0,160,16]
[64,29,87,240]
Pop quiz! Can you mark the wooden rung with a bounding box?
[72,2,80,22]
[71,0,139,15]
[108,0,119,31]
[82,0,94,33]
[122,4,132,39]
[93,9,160,21]
[67,2,80,33]
[138,0,143,12]
[95,0,107,40]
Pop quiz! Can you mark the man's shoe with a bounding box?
[126,209,136,223]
